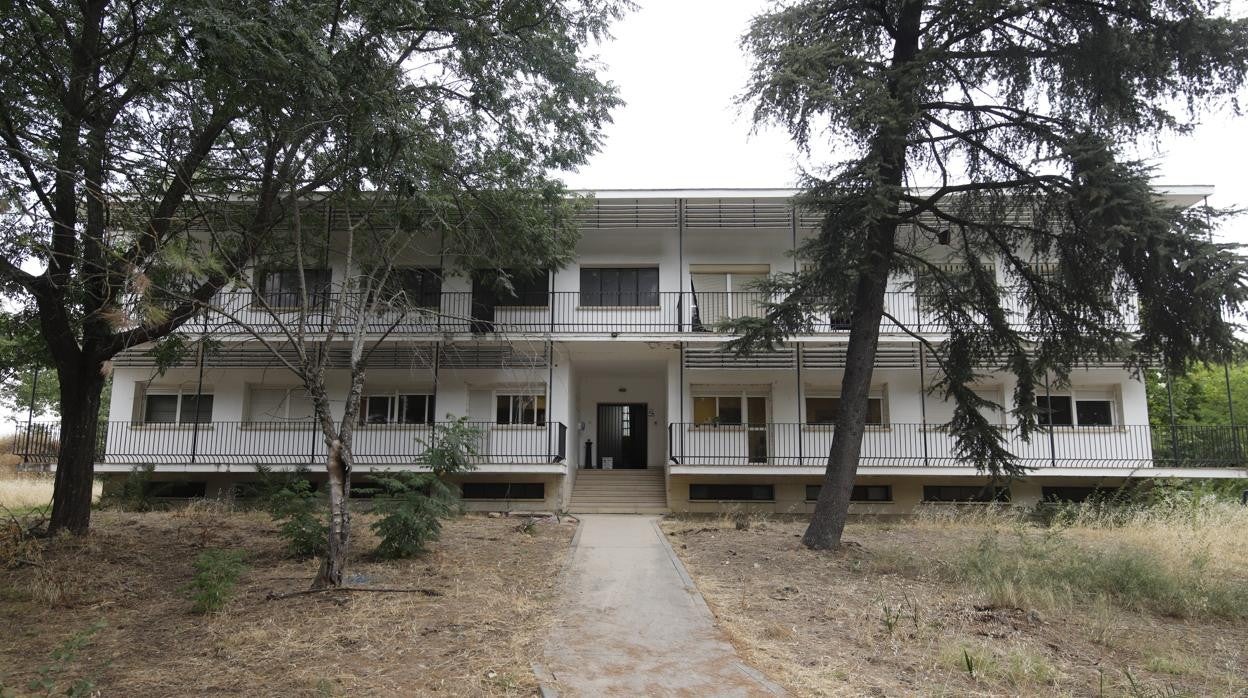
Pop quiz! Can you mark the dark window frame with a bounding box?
[385,267,442,309]
[257,268,333,308]
[143,392,213,424]
[922,485,1011,503]
[496,394,547,426]
[473,269,550,307]
[688,483,775,501]
[580,267,660,307]
[461,482,546,500]
[804,396,885,425]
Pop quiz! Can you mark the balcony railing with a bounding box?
[193,290,1135,336]
[667,422,1247,468]
[11,421,567,467]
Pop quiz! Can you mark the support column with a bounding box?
[190,312,207,465]
[918,342,930,468]
[1165,368,1179,465]
[1226,360,1241,462]
[1045,376,1057,468]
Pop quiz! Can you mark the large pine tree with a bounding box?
[734,0,1248,549]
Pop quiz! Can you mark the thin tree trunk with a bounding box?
[802,0,922,550]
[314,438,350,588]
[48,364,105,535]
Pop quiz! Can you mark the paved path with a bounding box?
[541,515,784,697]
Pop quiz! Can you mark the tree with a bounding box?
[1147,363,1247,427]
[736,1,1248,549]
[0,310,58,419]
[0,0,624,534]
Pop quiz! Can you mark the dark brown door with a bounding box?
[597,403,648,468]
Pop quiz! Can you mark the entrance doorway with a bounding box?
[596,403,648,469]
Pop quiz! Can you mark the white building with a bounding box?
[53,188,1248,512]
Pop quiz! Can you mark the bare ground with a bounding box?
[1,507,574,696]
[661,514,1248,697]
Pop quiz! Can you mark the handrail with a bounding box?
[10,420,568,466]
[666,422,1247,468]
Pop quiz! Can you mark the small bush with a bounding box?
[22,620,105,697]
[268,479,327,559]
[99,463,159,512]
[369,471,461,559]
[185,549,247,614]
[418,418,481,476]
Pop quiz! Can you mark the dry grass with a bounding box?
[0,476,101,513]
[662,505,1248,697]
[0,506,575,696]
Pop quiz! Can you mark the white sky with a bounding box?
[561,0,1248,244]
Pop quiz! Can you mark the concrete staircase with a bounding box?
[567,468,669,514]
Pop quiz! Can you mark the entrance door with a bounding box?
[596,403,648,468]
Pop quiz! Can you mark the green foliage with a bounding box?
[418,418,482,476]
[369,471,462,559]
[735,0,1248,484]
[955,534,1248,619]
[184,549,248,614]
[0,366,59,420]
[1146,363,1248,428]
[99,464,160,513]
[268,480,328,559]
[24,621,105,697]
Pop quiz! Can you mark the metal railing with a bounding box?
[667,422,1248,468]
[10,421,567,467]
[193,289,1134,336]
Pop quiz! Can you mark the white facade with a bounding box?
[86,188,1247,512]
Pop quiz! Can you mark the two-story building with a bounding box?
[38,188,1247,513]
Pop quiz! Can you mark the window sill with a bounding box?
[356,423,435,429]
[689,499,776,504]
[240,422,315,430]
[802,424,890,431]
[128,424,215,431]
[1040,425,1124,432]
[690,424,747,431]
[492,305,549,310]
[492,423,547,430]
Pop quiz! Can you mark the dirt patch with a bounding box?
[0,507,574,696]
[662,515,1248,696]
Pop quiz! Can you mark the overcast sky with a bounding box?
[562,0,1248,243]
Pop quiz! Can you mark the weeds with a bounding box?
[268,479,327,559]
[185,549,247,614]
[23,621,105,697]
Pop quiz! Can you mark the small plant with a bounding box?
[418,418,481,476]
[26,621,105,696]
[100,463,159,512]
[369,471,461,559]
[269,479,327,559]
[185,549,247,614]
[880,603,903,636]
[962,648,976,677]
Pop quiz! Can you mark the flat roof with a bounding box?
[574,185,1215,201]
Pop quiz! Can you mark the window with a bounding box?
[806,484,892,502]
[923,485,1010,503]
[1042,486,1115,503]
[694,396,742,425]
[473,269,549,307]
[496,394,546,425]
[689,484,774,501]
[461,482,546,500]
[580,267,659,306]
[689,266,769,325]
[258,268,332,307]
[141,390,213,424]
[805,396,884,425]
[385,268,441,308]
[1038,391,1116,427]
[358,393,435,425]
[247,386,315,421]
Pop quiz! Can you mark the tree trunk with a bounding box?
[314,438,350,588]
[48,363,106,535]
[802,0,922,550]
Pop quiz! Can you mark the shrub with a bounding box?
[369,471,461,559]
[99,463,159,512]
[185,549,247,614]
[268,479,327,559]
[22,620,105,697]
[418,417,481,476]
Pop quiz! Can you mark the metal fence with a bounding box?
[10,421,567,467]
[667,422,1248,468]
[193,289,1131,336]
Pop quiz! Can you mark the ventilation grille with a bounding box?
[683,347,797,369]
[802,345,920,369]
[575,200,680,229]
[115,342,548,370]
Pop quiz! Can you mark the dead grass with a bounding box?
[0,506,575,696]
[0,476,101,513]
[662,506,1248,697]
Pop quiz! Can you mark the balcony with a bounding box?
[12,421,568,468]
[195,290,1133,337]
[667,422,1248,469]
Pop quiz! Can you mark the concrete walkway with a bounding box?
[541,515,784,697]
